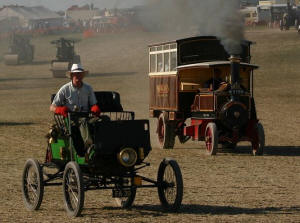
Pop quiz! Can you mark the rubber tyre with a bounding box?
[63,161,84,217]
[115,182,136,208]
[157,158,183,211]
[51,61,69,78]
[205,123,218,155]
[4,54,19,65]
[22,159,44,211]
[157,113,176,149]
[252,123,265,156]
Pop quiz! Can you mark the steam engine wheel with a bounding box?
[205,123,218,155]
[157,113,176,149]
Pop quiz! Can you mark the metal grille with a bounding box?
[102,111,134,121]
[54,114,68,135]
[53,111,135,133]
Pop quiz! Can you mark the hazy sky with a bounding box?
[0,0,146,11]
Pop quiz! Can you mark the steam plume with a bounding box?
[139,0,244,54]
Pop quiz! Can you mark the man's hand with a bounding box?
[55,106,68,117]
[91,104,101,116]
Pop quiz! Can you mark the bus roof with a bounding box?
[148,36,253,47]
[177,61,259,70]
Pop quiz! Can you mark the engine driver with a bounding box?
[204,68,227,91]
[50,63,101,155]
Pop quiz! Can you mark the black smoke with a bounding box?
[138,0,244,55]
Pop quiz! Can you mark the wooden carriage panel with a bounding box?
[178,68,212,91]
[149,75,178,110]
[191,94,214,112]
[199,94,214,111]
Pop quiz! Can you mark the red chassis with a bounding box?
[182,118,263,155]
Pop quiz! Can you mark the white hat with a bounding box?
[71,63,85,73]
[66,63,88,78]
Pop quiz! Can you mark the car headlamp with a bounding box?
[117,148,137,167]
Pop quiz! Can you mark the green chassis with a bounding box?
[43,112,156,187]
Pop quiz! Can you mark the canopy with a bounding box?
[177,61,259,71]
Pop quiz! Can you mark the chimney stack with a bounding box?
[229,55,242,101]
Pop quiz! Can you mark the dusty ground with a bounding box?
[0,28,300,222]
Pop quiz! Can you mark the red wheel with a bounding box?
[157,115,165,145]
[205,123,218,155]
[157,113,175,149]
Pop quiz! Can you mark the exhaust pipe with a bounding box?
[229,55,241,86]
[229,55,242,101]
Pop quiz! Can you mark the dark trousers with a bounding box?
[71,117,97,157]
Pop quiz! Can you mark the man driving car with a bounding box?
[50,63,101,155]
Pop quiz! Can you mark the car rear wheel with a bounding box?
[157,158,183,211]
[22,159,44,211]
[157,113,176,149]
[205,123,218,155]
[252,123,265,156]
[114,180,136,208]
[63,161,84,217]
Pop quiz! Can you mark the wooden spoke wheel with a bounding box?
[205,123,218,155]
[157,159,183,211]
[114,178,136,208]
[157,113,176,149]
[22,159,44,211]
[63,162,84,217]
[252,123,265,156]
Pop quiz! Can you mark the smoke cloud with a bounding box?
[0,0,146,11]
[139,0,244,54]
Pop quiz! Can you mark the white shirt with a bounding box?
[52,82,97,112]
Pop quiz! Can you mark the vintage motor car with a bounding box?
[148,36,265,155]
[21,91,183,217]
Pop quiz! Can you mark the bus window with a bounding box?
[170,51,177,71]
[157,54,163,72]
[150,46,156,52]
[170,44,176,49]
[150,54,156,73]
[164,53,170,72]
[163,44,170,50]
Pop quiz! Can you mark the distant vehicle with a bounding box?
[240,7,258,26]
[50,38,81,78]
[148,36,265,156]
[4,33,34,65]
[21,91,183,217]
[279,3,300,31]
[280,13,291,30]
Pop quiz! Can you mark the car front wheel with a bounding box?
[157,158,183,211]
[252,123,265,156]
[63,161,84,217]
